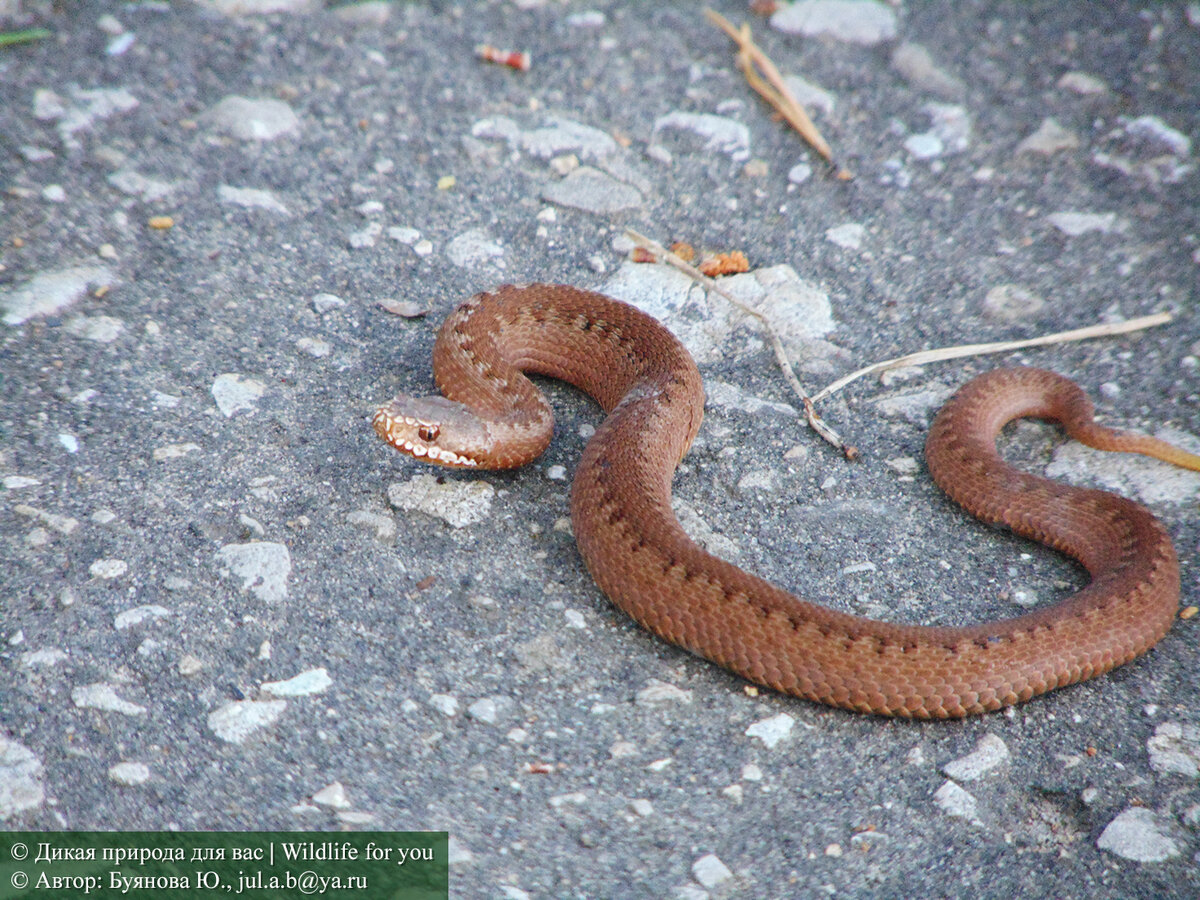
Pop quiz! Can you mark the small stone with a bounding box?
[20,145,54,162]
[21,649,68,668]
[447,837,474,866]
[548,791,588,809]
[635,680,693,707]
[387,474,494,528]
[42,184,66,202]
[179,655,204,676]
[345,509,396,542]
[691,853,733,889]
[72,683,146,716]
[1016,118,1080,155]
[108,169,176,202]
[312,781,351,809]
[742,764,764,781]
[296,336,331,358]
[943,734,1010,781]
[653,111,751,161]
[3,476,41,489]
[147,216,174,230]
[546,464,567,481]
[904,132,944,160]
[1057,71,1108,95]
[1047,211,1125,236]
[1,265,116,326]
[262,667,332,697]
[429,694,459,717]
[214,542,292,603]
[1122,115,1191,157]
[13,504,79,535]
[1146,722,1200,778]
[108,761,150,786]
[211,373,266,416]
[312,293,345,313]
[770,0,898,45]
[825,223,865,250]
[745,713,795,749]
[205,95,300,141]
[933,780,982,827]
[628,798,653,817]
[445,228,504,268]
[153,442,201,461]
[218,185,290,215]
[549,154,578,175]
[347,222,383,249]
[66,315,124,344]
[467,698,498,724]
[886,456,919,475]
[982,284,1044,322]
[89,558,128,580]
[388,226,421,245]
[541,166,642,214]
[114,604,170,630]
[787,162,813,184]
[891,43,965,99]
[1097,807,1180,862]
[208,700,287,744]
[0,735,45,819]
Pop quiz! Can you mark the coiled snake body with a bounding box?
[375,284,1199,718]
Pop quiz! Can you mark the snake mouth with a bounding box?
[373,406,481,468]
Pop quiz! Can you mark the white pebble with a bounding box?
[691,853,733,888]
[89,558,128,580]
[108,761,150,786]
[744,713,795,749]
[942,734,1010,781]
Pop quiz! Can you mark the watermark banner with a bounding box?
[0,831,447,899]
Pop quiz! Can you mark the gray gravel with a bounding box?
[3,1,1200,897]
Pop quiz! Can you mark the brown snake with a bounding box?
[374,283,1200,718]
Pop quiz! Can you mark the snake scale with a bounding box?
[375,283,1200,718]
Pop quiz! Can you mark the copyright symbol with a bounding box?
[11,871,28,889]
[10,843,27,860]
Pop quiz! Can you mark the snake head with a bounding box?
[373,393,490,468]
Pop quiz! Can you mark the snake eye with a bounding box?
[418,424,439,443]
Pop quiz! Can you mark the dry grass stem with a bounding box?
[704,9,851,179]
[810,313,1174,404]
[624,229,853,457]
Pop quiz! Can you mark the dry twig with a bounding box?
[625,229,854,457]
[704,9,851,179]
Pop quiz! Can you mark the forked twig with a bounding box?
[625,229,854,457]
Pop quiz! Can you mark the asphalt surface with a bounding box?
[2,2,1200,898]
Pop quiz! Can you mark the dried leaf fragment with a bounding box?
[698,250,750,277]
